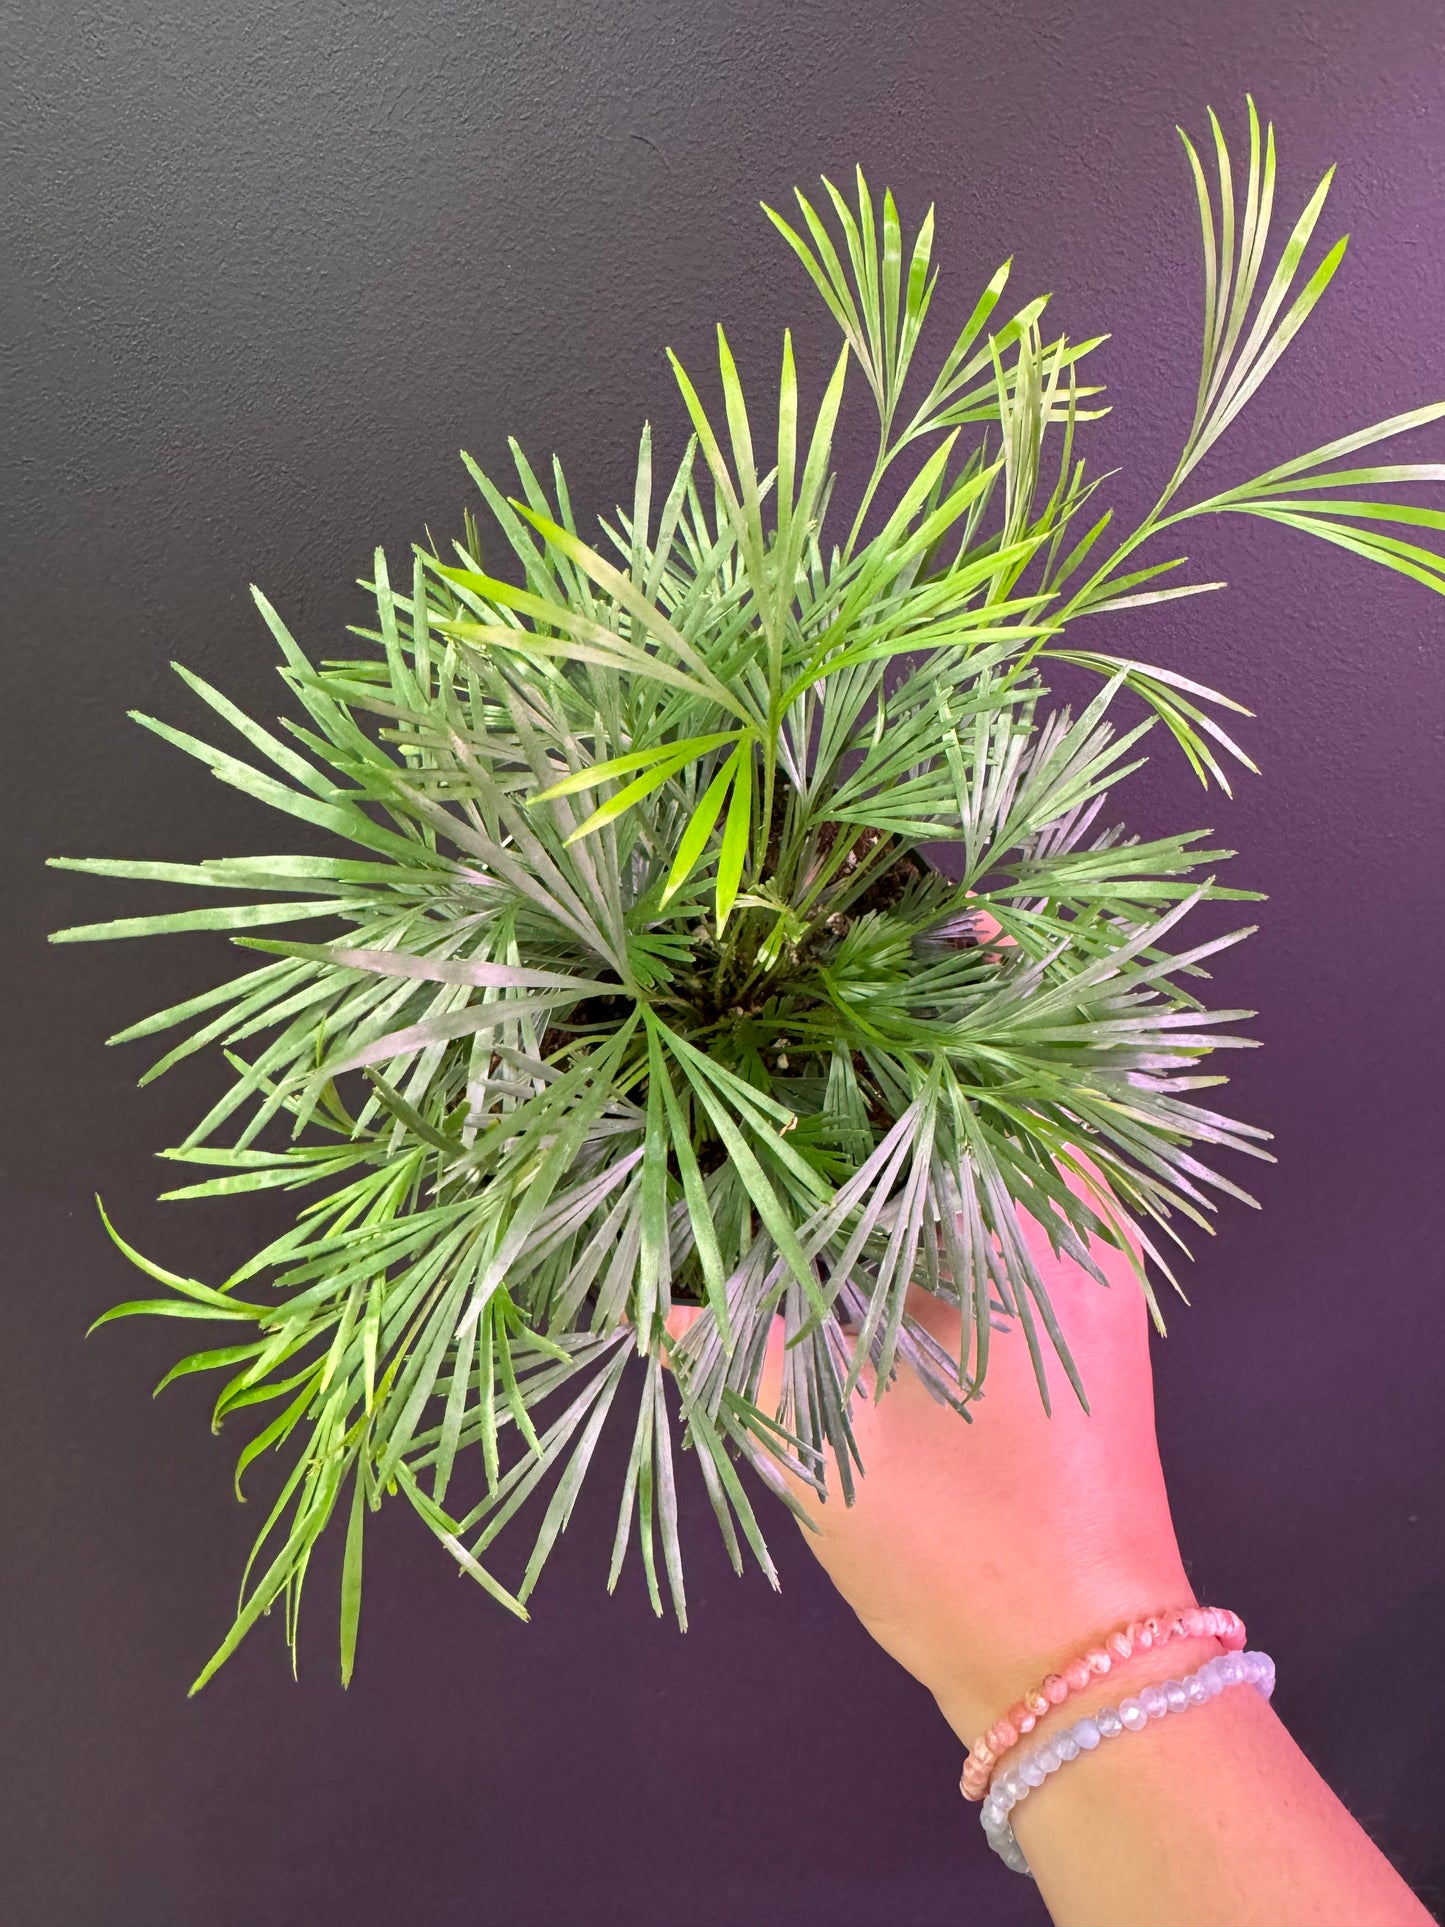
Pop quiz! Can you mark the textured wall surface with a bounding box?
[4,2,1444,1922]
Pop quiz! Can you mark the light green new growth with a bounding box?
[50,101,1445,1691]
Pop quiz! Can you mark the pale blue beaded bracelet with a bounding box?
[978,1647,1277,1876]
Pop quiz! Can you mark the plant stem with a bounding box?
[841,423,896,565]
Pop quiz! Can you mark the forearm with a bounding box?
[996,1651,1431,1927]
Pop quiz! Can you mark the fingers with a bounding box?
[662,1304,704,1352]
[661,1301,885,1452]
[1059,1144,1147,1269]
[660,1303,791,1416]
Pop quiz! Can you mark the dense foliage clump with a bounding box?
[52,101,1445,1688]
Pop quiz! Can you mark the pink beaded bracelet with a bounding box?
[959,1603,1247,1801]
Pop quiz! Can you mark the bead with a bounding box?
[1183,1607,1208,1639]
[982,1641,1277,1876]
[1009,1700,1037,1736]
[1200,1607,1220,1636]
[1085,1646,1113,1676]
[1063,1657,1093,1693]
[1166,1612,1191,1641]
[1107,1629,1133,1662]
[1128,1619,1154,1652]
[1042,1673,1070,1706]
[1025,1687,1051,1719]
[991,1717,1019,1751]
[1138,1685,1169,1720]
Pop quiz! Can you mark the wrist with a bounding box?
[1010,1630,1229,1760]
[926,1566,1207,1751]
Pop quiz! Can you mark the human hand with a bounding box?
[664,1128,1209,1754]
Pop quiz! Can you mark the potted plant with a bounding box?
[50,99,1445,1691]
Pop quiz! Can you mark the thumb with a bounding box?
[659,1302,791,1412]
[660,1303,705,1365]
[660,1302,879,1445]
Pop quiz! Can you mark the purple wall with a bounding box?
[6,2,1443,1921]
